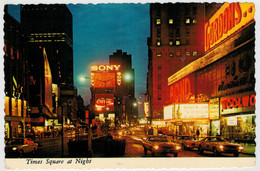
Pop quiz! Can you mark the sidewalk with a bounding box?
[241,144,255,156]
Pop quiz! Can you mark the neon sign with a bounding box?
[91,65,121,72]
[170,77,192,102]
[205,3,255,52]
[221,94,255,110]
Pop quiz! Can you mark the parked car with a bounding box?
[142,135,182,157]
[198,136,244,157]
[175,135,199,150]
[5,138,38,157]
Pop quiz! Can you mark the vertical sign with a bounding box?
[209,98,220,119]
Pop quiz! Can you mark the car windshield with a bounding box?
[5,139,24,145]
[149,136,168,142]
[211,137,229,142]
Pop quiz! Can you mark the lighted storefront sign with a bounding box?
[169,75,195,103]
[220,92,255,115]
[209,98,220,120]
[152,120,166,126]
[174,103,209,119]
[91,65,121,72]
[205,2,255,52]
[227,116,237,126]
[163,105,174,120]
[144,102,150,117]
[95,94,114,112]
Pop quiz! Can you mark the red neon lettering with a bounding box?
[250,95,256,106]
[218,13,223,39]
[242,96,249,107]
[235,2,242,25]
[221,100,227,110]
[227,99,232,109]
[232,98,238,108]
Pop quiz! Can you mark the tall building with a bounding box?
[109,50,137,125]
[20,4,73,90]
[4,6,30,138]
[147,3,205,119]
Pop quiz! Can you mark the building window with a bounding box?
[185,18,191,24]
[176,28,180,35]
[158,74,162,80]
[158,95,162,101]
[175,40,181,46]
[156,39,161,46]
[169,18,173,24]
[193,51,198,56]
[156,53,162,57]
[186,39,190,45]
[157,28,161,36]
[176,51,181,56]
[158,65,162,70]
[192,19,197,24]
[157,84,162,90]
[169,39,173,46]
[169,53,173,57]
[156,18,161,25]
[186,51,191,57]
[193,6,197,15]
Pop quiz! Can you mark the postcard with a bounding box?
[1,0,258,170]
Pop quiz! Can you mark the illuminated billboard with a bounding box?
[163,105,174,120]
[91,73,115,88]
[43,48,53,113]
[95,94,114,112]
[144,102,150,117]
[205,3,255,52]
[174,103,209,119]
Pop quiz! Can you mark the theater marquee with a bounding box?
[205,2,255,52]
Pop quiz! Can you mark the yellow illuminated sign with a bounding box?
[205,3,255,52]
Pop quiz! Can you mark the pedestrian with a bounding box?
[196,129,200,139]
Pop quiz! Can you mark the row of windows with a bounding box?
[156,51,198,57]
[156,18,197,25]
[156,39,180,46]
[29,39,65,42]
[31,33,65,36]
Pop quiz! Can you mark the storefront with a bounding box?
[220,92,255,141]
[164,103,210,137]
[167,3,255,141]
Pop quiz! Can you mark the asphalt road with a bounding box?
[7,133,254,158]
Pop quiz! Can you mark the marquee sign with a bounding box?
[91,65,121,72]
[205,3,255,52]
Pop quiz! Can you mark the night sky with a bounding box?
[7,4,150,113]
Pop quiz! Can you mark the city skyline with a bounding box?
[7,4,150,106]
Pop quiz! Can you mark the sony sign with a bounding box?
[91,65,121,72]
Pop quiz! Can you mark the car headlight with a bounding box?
[238,146,244,150]
[153,145,159,150]
[175,145,182,150]
[219,145,224,149]
[12,147,17,151]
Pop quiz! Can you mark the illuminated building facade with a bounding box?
[4,7,30,138]
[166,3,255,141]
[20,4,73,90]
[26,47,54,132]
[147,3,206,120]
[109,50,137,125]
[90,64,122,125]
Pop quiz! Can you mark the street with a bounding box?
[9,130,254,158]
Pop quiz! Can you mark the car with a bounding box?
[5,138,39,157]
[198,136,244,157]
[175,135,199,150]
[142,135,182,157]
